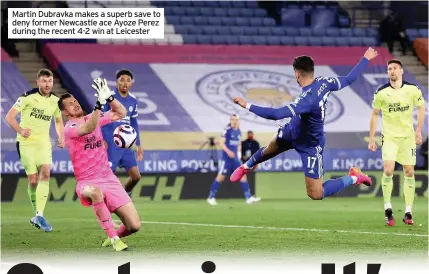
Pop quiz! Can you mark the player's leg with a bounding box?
[397,138,417,225]
[231,129,289,182]
[207,162,227,205]
[235,159,260,204]
[17,143,38,214]
[299,146,372,200]
[380,139,399,226]
[78,183,128,251]
[121,149,141,195]
[113,202,141,238]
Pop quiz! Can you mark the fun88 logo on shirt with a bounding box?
[195,69,343,125]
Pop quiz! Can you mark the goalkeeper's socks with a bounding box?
[27,184,37,213]
[240,181,252,199]
[208,180,221,198]
[93,201,117,238]
[322,176,355,199]
[36,180,49,216]
[244,147,270,169]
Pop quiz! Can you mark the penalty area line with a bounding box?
[130,220,428,238]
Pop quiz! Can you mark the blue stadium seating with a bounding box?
[281,8,306,27]
[310,9,336,28]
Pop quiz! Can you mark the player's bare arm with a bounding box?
[5,107,31,138]
[77,110,101,137]
[368,108,380,151]
[55,116,65,148]
[415,105,425,145]
[218,137,235,158]
[108,98,127,121]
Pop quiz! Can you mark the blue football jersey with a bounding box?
[221,126,241,160]
[285,76,344,147]
[101,90,138,144]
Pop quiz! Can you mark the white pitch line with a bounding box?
[136,220,428,238]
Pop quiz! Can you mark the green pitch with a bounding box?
[1,197,427,258]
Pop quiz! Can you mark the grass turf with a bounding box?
[1,197,427,257]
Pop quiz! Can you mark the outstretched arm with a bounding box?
[233,94,313,120]
[322,47,378,91]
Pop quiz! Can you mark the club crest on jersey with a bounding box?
[129,106,133,112]
[196,69,343,125]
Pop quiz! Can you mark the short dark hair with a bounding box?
[37,69,53,79]
[387,59,403,67]
[58,93,73,111]
[116,69,133,80]
[292,56,314,75]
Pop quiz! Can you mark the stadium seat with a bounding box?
[197,35,212,44]
[240,8,253,17]
[348,37,363,46]
[200,7,214,17]
[246,1,258,8]
[258,27,272,36]
[271,27,285,36]
[140,38,156,45]
[218,27,230,35]
[284,27,299,36]
[193,16,208,25]
[326,28,340,37]
[189,26,204,35]
[222,17,236,26]
[232,1,246,8]
[174,25,188,34]
[352,28,366,37]
[212,35,226,45]
[406,29,419,38]
[249,18,263,27]
[366,28,378,37]
[299,27,312,37]
[225,35,240,45]
[208,17,222,26]
[227,9,240,17]
[267,36,281,45]
[239,36,253,45]
[302,4,313,11]
[167,16,180,25]
[308,37,322,46]
[362,37,378,46]
[312,28,326,37]
[321,37,335,46]
[213,8,227,17]
[310,9,337,28]
[255,9,267,17]
[185,7,199,16]
[180,17,193,25]
[280,36,295,45]
[202,26,218,35]
[165,25,175,34]
[192,1,205,7]
[237,18,250,26]
[281,8,306,27]
[178,1,193,7]
[168,34,184,45]
[243,27,258,36]
[263,18,276,26]
[419,29,428,38]
[253,36,267,45]
[340,28,353,37]
[335,37,348,46]
[219,1,232,8]
[183,35,198,44]
[294,37,309,45]
[172,7,186,16]
[231,27,245,36]
[205,1,218,8]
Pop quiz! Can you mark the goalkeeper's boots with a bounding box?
[230,164,258,183]
[348,167,372,186]
[403,212,414,226]
[111,237,128,251]
[30,216,53,232]
[385,208,395,227]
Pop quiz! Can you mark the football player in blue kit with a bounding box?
[101,69,143,195]
[231,47,379,200]
[207,114,261,205]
